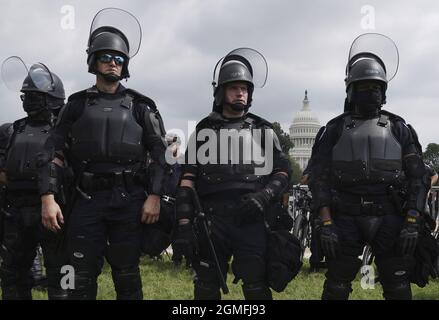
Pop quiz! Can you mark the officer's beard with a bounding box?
[352,89,382,117]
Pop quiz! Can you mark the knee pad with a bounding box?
[194,280,221,300]
[322,255,361,300]
[376,256,413,300]
[242,282,272,300]
[232,255,266,284]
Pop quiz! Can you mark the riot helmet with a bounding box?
[212,48,267,113]
[87,8,142,81]
[344,33,399,114]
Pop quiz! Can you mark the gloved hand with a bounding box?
[399,209,421,256]
[172,222,196,264]
[237,190,271,224]
[320,219,340,259]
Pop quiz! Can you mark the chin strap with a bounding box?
[96,71,122,83]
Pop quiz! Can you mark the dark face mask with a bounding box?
[352,87,382,115]
[22,92,46,114]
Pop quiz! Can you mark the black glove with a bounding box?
[172,223,196,264]
[399,209,421,256]
[237,190,271,224]
[320,219,340,259]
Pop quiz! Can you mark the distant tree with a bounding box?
[423,143,439,172]
[272,122,294,154]
[289,156,303,186]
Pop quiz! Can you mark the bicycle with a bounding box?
[290,185,313,261]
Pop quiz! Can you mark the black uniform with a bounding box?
[42,84,168,299]
[310,110,427,300]
[178,111,291,300]
[0,117,68,300]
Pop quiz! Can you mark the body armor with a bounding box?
[5,119,51,190]
[71,89,144,166]
[196,112,271,196]
[332,114,403,187]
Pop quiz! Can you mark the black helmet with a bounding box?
[21,63,65,114]
[87,26,131,79]
[345,33,399,106]
[345,53,388,104]
[86,8,143,81]
[21,69,65,100]
[212,48,267,113]
[214,57,255,108]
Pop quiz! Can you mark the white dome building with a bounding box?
[289,90,321,171]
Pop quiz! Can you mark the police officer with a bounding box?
[173,48,291,300]
[38,8,169,300]
[310,33,428,300]
[0,61,67,300]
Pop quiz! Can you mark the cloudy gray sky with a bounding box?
[1,0,438,148]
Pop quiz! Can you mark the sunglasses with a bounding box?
[97,53,125,66]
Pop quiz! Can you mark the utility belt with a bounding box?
[79,170,143,193]
[333,193,400,216]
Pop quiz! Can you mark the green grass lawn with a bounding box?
[32,255,439,300]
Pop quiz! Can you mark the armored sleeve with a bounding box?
[136,102,169,196]
[395,122,427,212]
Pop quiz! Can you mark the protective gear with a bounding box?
[212,48,267,113]
[36,151,61,196]
[399,210,421,256]
[242,282,272,300]
[237,190,270,223]
[70,88,144,164]
[376,256,413,300]
[106,243,142,300]
[195,112,282,196]
[5,119,52,190]
[332,114,402,187]
[319,220,340,259]
[87,8,142,80]
[172,223,196,261]
[321,256,361,300]
[346,57,387,107]
[351,83,383,115]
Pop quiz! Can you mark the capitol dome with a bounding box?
[289,90,321,171]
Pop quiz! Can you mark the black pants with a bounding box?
[193,195,272,300]
[322,212,414,300]
[0,203,68,300]
[66,185,145,300]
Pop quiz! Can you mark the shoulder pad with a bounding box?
[0,122,14,137]
[124,88,158,111]
[327,112,349,126]
[245,112,273,128]
[196,114,217,130]
[12,118,27,131]
[67,88,94,103]
[380,110,406,123]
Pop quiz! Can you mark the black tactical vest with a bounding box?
[332,114,403,187]
[70,89,144,165]
[196,113,269,196]
[5,119,51,190]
